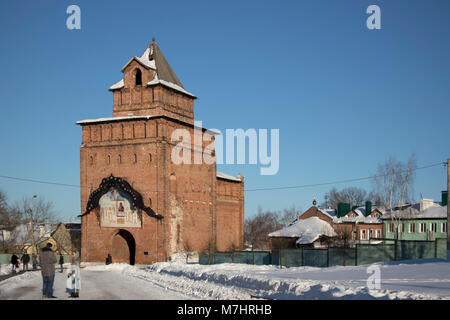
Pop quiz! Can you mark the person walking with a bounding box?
[11,254,19,274]
[40,243,57,299]
[66,251,81,298]
[21,252,30,271]
[59,254,64,273]
[105,253,112,265]
[31,253,38,270]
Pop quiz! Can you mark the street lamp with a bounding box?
[30,195,37,255]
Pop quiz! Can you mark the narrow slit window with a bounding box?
[135,69,142,86]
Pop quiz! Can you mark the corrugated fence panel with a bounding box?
[328,248,356,266]
[396,241,435,261]
[280,249,302,268]
[304,249,328,267]
[213,252,233,264]
[357,245,394,265]
[253,251,272,265]
[436,238,447,260]
[232,251,252,264]
[198,254,210,265]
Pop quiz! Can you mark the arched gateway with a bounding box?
[112,229,136,265]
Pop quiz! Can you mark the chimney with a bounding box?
[420,198,435,212]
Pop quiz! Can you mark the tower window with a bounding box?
[135,69,142,86]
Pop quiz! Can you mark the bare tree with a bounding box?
[244,206,282,250]
[321,187,369,209]
[10,196,57,253]
[278,204,300,227]
[372,154,417,239]
[373,155,417,210]
[0,190,23,253]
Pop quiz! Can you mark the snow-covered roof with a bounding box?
[269,217,336,244]
[333,215,382,224]
[109,79,124,90]
[382,204,447,220]
[216,171,242,182]
[2,223,59,246]
[111,40,196,98]
[76,116,220,135]
[146,74,196,98]
[76,115,157,125]
[319,208,338,219]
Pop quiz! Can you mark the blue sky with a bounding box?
[0,0,448,222]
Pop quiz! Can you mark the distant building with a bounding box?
[268,217,336,249]
[382,199,447,241]
[296,205,384,246]
[0,222,77,254]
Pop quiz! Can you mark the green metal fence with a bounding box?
[199,239,447,268]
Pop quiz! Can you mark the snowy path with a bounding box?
[0,267,190,300]
[2,254,450,300]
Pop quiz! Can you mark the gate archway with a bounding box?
[112,229,136,265]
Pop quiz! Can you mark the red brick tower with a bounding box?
[77,40,244,265]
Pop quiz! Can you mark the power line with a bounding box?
[244,161,446,192]
[0,161,445,193]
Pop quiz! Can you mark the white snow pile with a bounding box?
[79,251,450,300]
[269,217,336,244]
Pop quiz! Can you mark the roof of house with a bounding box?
[268,217,336,245]
[110,39,196,98]
[382,204,447,220]
[318,208,338,219]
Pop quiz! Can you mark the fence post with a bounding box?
[394,239,398,261]
[327,248,330,267]
[252,250,255,265]
[301,247,304,266]
[279,250,282,269]
[355,245,358,266]
[343,247,346,266]
[435,239,438,259]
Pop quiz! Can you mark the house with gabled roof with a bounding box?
[382,199,447,241]
[297,203,385,246]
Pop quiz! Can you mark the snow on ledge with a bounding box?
[76,115,157,125]
[109,79,124,90]
[216,171,241,182]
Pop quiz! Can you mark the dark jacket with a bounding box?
[40,247,57,277]
[22,253,30,264]
[11,254,19,265]
[59,255,64,264]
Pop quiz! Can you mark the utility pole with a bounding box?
[447,159,449,250]
[30,195,37,255]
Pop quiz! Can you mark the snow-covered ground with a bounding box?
[1,252,449,300]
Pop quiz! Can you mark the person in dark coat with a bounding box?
[11,254,19,274]
[105,253,112,265]
[59,254,64,273]
[21,252,30,271]
[31,253,38,270]
[40,243,57,298]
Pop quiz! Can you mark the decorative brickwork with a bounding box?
[78,41,244,264]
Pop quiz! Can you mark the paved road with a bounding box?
[0,267,190,300]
